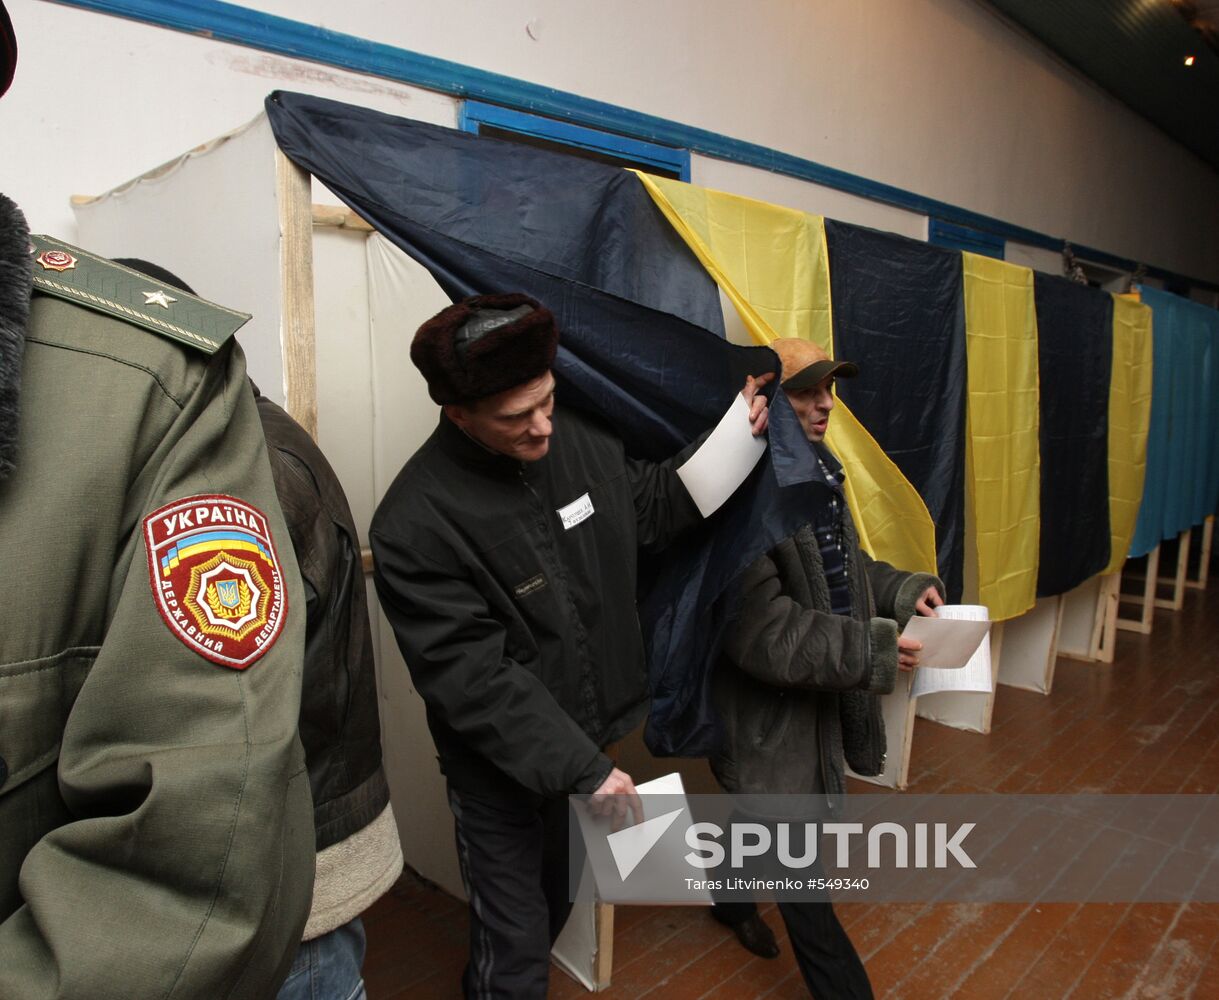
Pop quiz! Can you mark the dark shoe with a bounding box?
[724,912,779,959]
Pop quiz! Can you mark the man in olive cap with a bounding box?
[709,338,943,996]
[371,292,770,997]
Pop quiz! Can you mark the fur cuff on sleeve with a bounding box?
[864,617,899,695]
[893,573,945,628]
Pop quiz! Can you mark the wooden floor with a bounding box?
[363,572,1219,998]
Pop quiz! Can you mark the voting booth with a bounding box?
[69,102,1191,984]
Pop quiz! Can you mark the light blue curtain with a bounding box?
[1129,287,1219,556]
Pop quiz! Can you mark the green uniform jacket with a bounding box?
[0,203,314,999]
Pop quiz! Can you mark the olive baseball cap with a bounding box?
[770,337,859,389]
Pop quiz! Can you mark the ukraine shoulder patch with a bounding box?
[29,235,250,355]
[144,494,288,669]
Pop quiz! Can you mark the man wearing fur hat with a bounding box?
[709,338,943,997]
[371,293,770,997]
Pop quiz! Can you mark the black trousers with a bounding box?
[713,896,873,999]
[448,784,572,999]
[710,809,873,1000]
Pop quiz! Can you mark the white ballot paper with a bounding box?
[572,771,713,905]
[677,393,767,518]
[901,615,990,670]
[909,604,994,697]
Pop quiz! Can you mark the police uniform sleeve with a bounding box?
[372,527,611,797]
[0,340,313,999]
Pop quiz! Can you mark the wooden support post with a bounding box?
[275,147,318,441]
[1186,516,1214,590]
[1154,529,1190,610]
[1090,573,1120,664]
[1058,575,1119,665]
[311,203,375,232]
[594,903,614,991]
[1117,547,1158,634]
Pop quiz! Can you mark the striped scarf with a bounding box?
[813,451,852,617]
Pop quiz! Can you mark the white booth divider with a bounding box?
[913,625,1003,736]
[995,597,1062,694]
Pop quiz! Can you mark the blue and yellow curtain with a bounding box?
[959,255,1041,621]
[267,92,1212,730]
[635,173,938,578]
[823,222,968,601]
[1106,295,1154,571]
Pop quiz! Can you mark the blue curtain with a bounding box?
[1129,287,1219,556]
[825,220,967,602]
[267,90,824,756]
[1033,274,1112,595]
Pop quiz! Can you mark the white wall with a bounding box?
[3,0,454,234]
[694,156,929,242]
[6,0,1218,284]
[1006,242,1064,277]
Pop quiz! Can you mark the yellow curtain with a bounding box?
[961,253,1040,621]
[637,171,936,574]
[1104,294,1153,574]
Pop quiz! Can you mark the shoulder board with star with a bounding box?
[28,235,251,355]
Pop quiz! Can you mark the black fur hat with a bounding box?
[1,2,16,99]
[411,293,558,404]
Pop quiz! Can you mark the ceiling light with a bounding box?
[1184,54,1196,66]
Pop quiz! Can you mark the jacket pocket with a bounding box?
[738,680,792,753]
[0,647,97,797]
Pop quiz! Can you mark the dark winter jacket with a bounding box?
[371,406,699,799]
[254,388,391,851]
[712,449,942,797]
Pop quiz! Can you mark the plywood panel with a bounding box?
[72,116,286,403]
[996,597,1061,694]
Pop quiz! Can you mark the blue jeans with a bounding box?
[277,917,367,1000]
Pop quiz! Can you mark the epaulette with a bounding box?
[28,234,251,355]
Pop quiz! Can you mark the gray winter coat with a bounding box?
[711,479,942,797]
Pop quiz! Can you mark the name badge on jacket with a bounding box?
[557,492,594,530]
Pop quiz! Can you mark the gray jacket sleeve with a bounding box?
[724,548,898,696]
[861,552,945,627]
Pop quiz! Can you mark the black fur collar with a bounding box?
[0,193,30,482]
